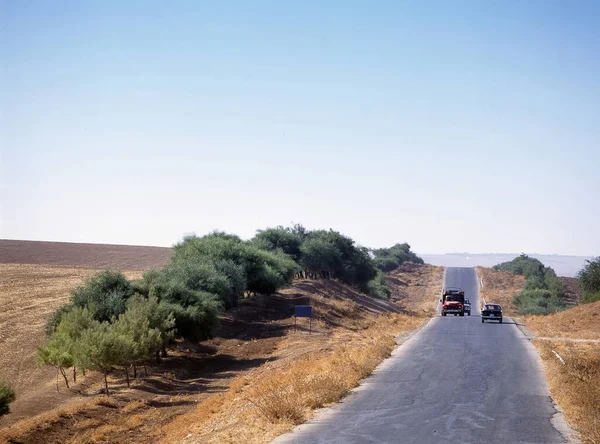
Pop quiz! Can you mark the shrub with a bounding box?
[512,288,565,315]
[0,383,16,417]
[173,232,298,296]
[372,243,424,272]
[365,270,391,300]
[496,255,566,314]
[251,227,303,261]
[71,270,135,322]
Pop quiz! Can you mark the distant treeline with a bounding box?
[494,254,566,315]
[39,225,423,394]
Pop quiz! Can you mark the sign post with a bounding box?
[294,305,312,333]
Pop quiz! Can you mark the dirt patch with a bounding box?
[387,263,444,315]
[560,276,582,305]
[535,341,600,444]
[475,266,525,315]
[0,240,171,270]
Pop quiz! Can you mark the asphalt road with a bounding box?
[273,267,577,444]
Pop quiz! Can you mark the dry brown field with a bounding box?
[0,239,171,270]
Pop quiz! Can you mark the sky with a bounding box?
[1,0,599,255]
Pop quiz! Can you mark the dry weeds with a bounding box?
[159,314,424,444]
[535,341,600,444]
[521,300,600,341]
[387,263,444,315]
[476,266,525,314]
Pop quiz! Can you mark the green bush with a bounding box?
[0,383,16,417]
[578,257,600,303]
[512,288,565,315]
[495,255,566,314]
[71,270,135,322]
[251,226,303,261]
[372,243,424,272]
[365,270,391,300]
[172,232,298,296]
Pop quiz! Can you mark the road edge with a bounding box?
[509,315,581,444]
[271,317,435,443]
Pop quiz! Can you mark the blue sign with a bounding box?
[295,305,312,318]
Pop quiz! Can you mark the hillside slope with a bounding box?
[521,300,600,340]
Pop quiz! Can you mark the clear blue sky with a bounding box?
[1,1,599,255]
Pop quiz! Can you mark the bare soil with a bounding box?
[0,240,171,271]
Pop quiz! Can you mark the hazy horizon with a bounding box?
[2,1,599,256]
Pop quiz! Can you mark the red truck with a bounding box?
[440,287,465,316]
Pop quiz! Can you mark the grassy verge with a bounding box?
[535,341,600,444]
[159,313,425,444]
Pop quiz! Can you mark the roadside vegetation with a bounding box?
[493,254,566,315]
[37,226,422,395]
[0,383,15,418]
[1,258,438,444]
[578,257,600,303]
[538,341,600,444]
[514,256,600,443]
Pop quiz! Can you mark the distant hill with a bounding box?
[419,253,594,277]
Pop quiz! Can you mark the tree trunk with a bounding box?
[73,367,77,384]
[144,366,148,377]
[161,345,167,358]
[156,350,161,365]
[125,365,130,388]
[104,372,110,396]
[59,367,70,388]
[133,364,137,380]
[82,368,86,377]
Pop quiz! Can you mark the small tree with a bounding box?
[114,295,173,383]
[0,383,16,417]
[37,333,75,390]
[75,322,130,395]
[39,307,98,387]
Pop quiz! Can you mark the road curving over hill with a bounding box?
[273,267,578,444]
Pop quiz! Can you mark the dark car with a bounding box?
[464,298,471,316]
[481,304,502,323]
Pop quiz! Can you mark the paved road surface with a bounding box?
[273,267,577,444]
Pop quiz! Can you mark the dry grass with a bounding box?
[0,398,100,442]
[159,314,424,444]
[521,300,600,340]
[387,263,444,315]
[476,266,525,315]
[535,341,600,444]
[121,399,146,414]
